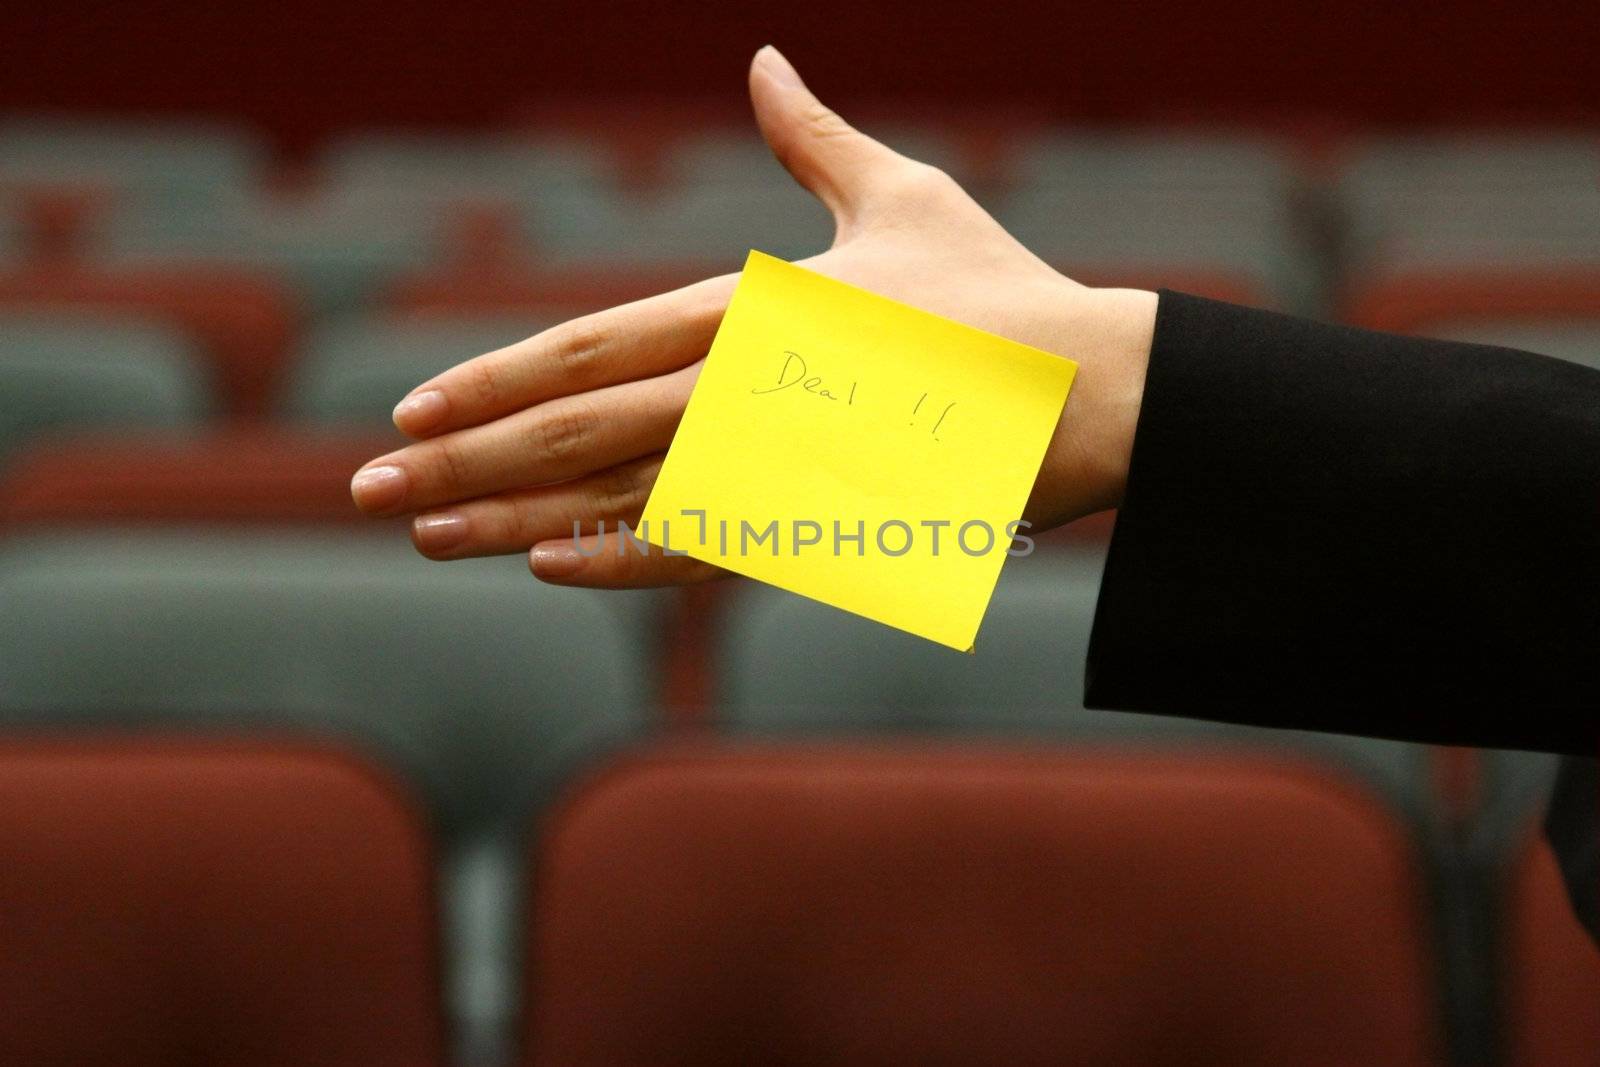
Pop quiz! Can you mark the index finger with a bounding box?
[391,272,738,438]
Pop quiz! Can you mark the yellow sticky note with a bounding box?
[639,251,1077,651]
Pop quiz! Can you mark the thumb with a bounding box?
[748,45,903,226]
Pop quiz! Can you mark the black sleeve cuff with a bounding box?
[1084,290,1600,756]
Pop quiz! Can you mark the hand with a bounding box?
[351,45,1158,587]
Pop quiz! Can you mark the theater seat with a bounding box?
[1505,837,1600,1067]
[0,532,656,1064]
[631,182,831,268]
[0,739,443,1067]
[319,131,613,211]
[0,311,207,466]
[0,117,266,202]
[1337,134,1600,276]
[997,132,1310,311]
[526,745,1441,1067]
[0,263,295,417]
[95,193,436,317]
[714,551,1474,1048]
[290,314,557,424]
[718,550,1426,804]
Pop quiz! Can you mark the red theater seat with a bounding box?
[0,426,400,528]
[0,263,296,417]
[0,740,445,1067]
[526,745,1441,1067]
[1505,838,1600,1067]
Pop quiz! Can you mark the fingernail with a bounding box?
[412,512,468,553]
[756,45,802,89]
[350,465,407,512]
[530,544,584,579]
[393,389,447,434]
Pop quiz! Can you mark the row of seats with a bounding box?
[0,482,1595,1064]
[4,294,1599,472]
[5,117,1593,224]
[5,120,1600,316]
[13,737,1583,1067]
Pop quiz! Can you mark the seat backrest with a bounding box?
[320,132,611,207]
[0,531,654,833]
[996,186,1308,311]
[1338,134,1600,274]
[718,549,1426,814]
[0,263,295,417]
[94,193,438,317]
[1503,835,1600,1067]
[290,313,563,423]
[525,745,1441,1067]
[998,131,1309,308]
[1011,130,1295,194]
[0,117,266,201]
[632,182,831,267]
[0,739,444,1067]
[0,310,207,467]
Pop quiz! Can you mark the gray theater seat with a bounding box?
[0,311,208,469]
[288,313,571,424]
[0,531,659,1066]
[0,117,266,202]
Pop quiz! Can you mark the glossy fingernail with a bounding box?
[393,389,447,434]
[530,544,584,579]
[412,512,468,553]
[756,45,803,89]
[350,465,407,512]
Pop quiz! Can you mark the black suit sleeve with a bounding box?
[1083,291,1600,946]
[1086,291,1600,756]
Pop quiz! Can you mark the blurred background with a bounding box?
[2,3,1599,1065]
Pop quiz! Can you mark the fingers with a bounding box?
[392,273,736,438]
[529,534,725,589]
[410,454,663,560]
[748,46,909,229]
[352,363,699,517]
[408,452,728,590]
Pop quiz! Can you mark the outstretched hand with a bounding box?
[351,45,1157,586]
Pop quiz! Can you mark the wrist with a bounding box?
[1029,281,1156,527]
[1081,285,1157,509]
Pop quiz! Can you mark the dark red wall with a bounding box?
[5,1,1598,151]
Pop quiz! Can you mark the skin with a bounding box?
[351,46,1159,587]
